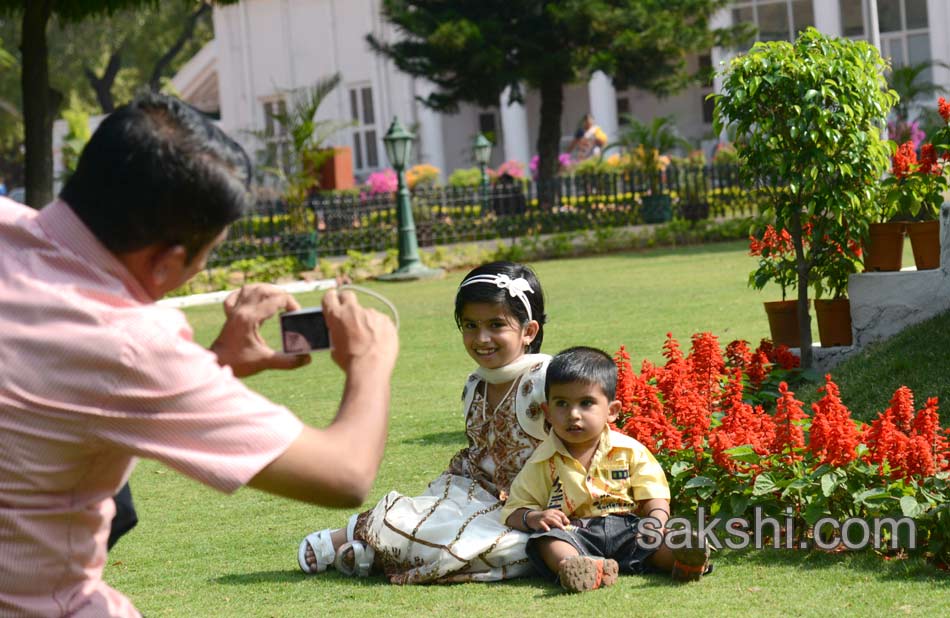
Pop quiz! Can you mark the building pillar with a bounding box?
[499,85,532,165]
[812,0,842,35]
[414,80,446,177]
[587,71,618,144]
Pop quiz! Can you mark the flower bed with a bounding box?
[613,333,950,565]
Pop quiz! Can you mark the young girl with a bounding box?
[298,261,550,583]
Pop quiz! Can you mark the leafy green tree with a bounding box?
[367,0,746,198]
[0,0,233,208]
[714,28,897,368]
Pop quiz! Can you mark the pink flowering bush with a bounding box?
[491,159,526,181]
[529,153,572,180]
[365,169,398,195]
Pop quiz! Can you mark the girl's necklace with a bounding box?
[484,378,519,417]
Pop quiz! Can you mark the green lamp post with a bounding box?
[473,133,492,213]
[377,117,443,281]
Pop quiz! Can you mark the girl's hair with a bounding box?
[454,261,546,353]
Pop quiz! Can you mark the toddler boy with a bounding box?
[502,346,710,592]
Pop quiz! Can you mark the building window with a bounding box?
[478,111,498,145]
[838,0,930,68]
[616,97,631,125]
[261,98,292,175]
[732,0,815,49]
[348,84,378,172]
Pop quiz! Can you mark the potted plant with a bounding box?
[748,223,801,347]
[714,28,896,368]
[810,222,862,347]
[610,115,690,223]
[899,98,950,270]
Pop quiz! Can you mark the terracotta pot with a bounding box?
[814,298,853,347]
[906,220,940,270]
[864,221,905,272]
[763,300,802,347]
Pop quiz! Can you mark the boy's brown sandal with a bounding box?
[558,556,619,593]
[671,538,712,583]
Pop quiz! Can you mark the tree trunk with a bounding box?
[535,76,563,209]
[790,209,813,368]
[21,0,54,208]
[149,1,211,92]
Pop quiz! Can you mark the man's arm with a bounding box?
[246,288,398,507]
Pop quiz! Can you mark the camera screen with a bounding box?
[280,308,330,353]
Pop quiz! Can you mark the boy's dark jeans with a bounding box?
[525,513,657,581]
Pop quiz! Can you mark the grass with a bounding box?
[105,241,948,617]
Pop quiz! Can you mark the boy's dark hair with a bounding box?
[60,91,252,261]
[545,346,617,400]
[454,261,546,353]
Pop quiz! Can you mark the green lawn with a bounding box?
[105,241,948,617]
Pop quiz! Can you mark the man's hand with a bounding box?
[321,288,398,374]
[210,284,311,377]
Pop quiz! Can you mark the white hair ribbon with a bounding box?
[459,273,535,321]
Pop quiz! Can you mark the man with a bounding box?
[0,93,398,617]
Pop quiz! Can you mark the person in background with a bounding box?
[567,114,608,161]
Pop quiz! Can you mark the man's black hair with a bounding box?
[454,261,547,353]
[545,346,617,400]
[61,91,253,260]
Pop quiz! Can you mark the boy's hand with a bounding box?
[531,508,571,532]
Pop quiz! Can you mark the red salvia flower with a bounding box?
[905,435,936,478]
[710,369,774,471]
[725,339,752,372]
[865,409,909,477]
[688,332,725,414]
[919,144,940,175]
[613,345,636,425]
[772,382,808,462]
[808,375,859,467]
[747,350,770,388]
[771,345,800,370]
[939,96,950,123]
[888,386,915,434]
[892,141,917,179]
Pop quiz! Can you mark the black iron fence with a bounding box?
[210,163,750,268]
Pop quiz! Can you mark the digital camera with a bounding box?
[280,307,331,353]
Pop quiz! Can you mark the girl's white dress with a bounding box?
[353,356,550,584]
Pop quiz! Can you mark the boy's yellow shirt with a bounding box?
[501,427,670,521]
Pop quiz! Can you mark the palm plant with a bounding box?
[887,60,949,123]
[252,72,354,231]
[609,114,690,193]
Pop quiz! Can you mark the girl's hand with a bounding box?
[531,508,571,532]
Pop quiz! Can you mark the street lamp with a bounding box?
[473,133,492,214]
[377,117,443,281]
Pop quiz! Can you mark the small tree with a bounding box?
[713,28,897,368]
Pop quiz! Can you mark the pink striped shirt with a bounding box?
[0,198,304,617]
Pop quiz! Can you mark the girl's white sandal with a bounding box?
[297,529,336,574]
[333,540,376,577]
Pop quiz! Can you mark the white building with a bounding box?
[56,1,950,185]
